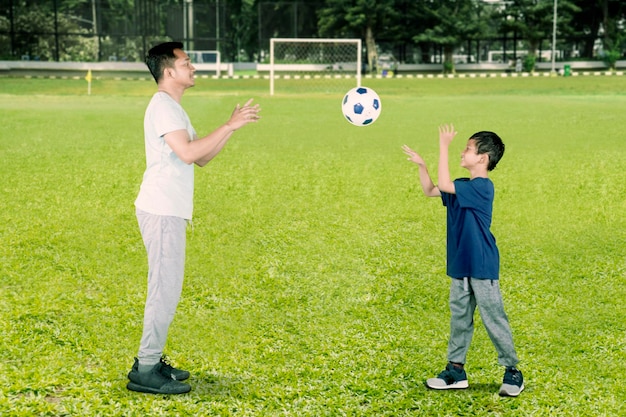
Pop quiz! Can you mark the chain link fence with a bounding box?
[0,0,228,62]
[0,1,618,69]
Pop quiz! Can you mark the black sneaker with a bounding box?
[499,366,524,397]
[160,356,190,381]
[128,357,191,382]
[426,363,469,390]
[127,362,191,394]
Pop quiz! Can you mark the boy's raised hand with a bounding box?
[439,123,457,147]
[402,144,426,167]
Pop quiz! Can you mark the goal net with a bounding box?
[269,38,362,95]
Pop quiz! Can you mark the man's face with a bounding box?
[168,48,196,88]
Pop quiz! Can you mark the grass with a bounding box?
[0,75,625,416]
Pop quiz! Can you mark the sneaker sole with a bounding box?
[426,380,469,390]
[127,381,191,395]
[499,383,525,397]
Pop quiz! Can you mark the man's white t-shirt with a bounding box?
[135,92,197,220]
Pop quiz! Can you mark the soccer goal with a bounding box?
[269,38,362,95]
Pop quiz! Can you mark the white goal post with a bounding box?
[269,38,362,95]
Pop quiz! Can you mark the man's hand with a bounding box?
[226,98,261,131]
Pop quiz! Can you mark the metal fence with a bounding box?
[0,0,227,62]
[0,0,615,66]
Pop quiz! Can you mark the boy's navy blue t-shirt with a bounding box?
[441,177,499,280]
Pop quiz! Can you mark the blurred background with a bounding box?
[1,0,624,73]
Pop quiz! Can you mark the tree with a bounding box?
[380,0,434,64]
[317,0,398,73]
[568,0,603,58]
[598,0,626,69]
[256,0,320,57]
[221,0,257,62]
[499,0,578,70]
[413,0,487,73]
[4,1,97,61]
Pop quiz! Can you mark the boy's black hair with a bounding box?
[145,41,184,84]
[470,131,505,171]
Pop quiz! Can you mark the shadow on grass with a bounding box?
[465,382,501,394]
[117,372,244,399]
[191,373,246,398]
[423,382,501,394]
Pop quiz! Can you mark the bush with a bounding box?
[522,55,536,72]
[602,49,622,70]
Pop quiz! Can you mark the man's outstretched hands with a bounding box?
[227,98,261,130]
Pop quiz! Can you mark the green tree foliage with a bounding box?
[2,0,624,67]
[568,0,603,58]
[498,0,579,70]
[412,0,487,73]
[226,0,258,62]
[317,0,399,73]
[598,0,626,69]
[4,1,97,61]
[500,0,555,63]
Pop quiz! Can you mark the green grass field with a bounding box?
[1,75,625,416]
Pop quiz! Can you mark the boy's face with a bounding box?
[460,139,486,169]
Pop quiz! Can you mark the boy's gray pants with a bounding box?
[136,209,187,366]
[447,277,519,367]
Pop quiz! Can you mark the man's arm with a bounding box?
[437,124,456,194]
[164,99,260,167]
[164,124,234,167]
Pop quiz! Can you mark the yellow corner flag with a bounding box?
[85,69,92,95]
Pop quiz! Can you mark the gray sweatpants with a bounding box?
[136,209,187,366]
[447,277,519,367]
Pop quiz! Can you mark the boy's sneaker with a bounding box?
[128,357,190,381]
[426,363,469,390]
[127,361,191,394]
[499,366,524,397]
[159,356,190,381]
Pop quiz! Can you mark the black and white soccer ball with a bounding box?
[341,86,382,126]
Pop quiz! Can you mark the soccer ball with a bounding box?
[341,86,382,126]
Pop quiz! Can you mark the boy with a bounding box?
[402,124,523,397]
[128,42,260,395]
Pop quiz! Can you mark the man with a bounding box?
[127,42,260,395]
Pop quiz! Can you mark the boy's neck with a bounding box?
[468,166,489,179]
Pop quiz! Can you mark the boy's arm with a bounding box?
[417,165,441,197]
[437,124,457,194]
[402,145,441,197]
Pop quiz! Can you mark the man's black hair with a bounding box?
[145,41,184,84]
